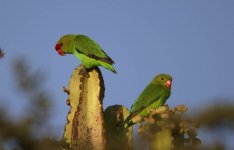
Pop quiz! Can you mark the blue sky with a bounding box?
[1,0,234,141]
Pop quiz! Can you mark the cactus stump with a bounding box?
[63,65,106,150]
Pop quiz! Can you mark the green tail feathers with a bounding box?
[100,62,117,73]
[125,120,134,129]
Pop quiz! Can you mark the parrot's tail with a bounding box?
[124,114,134,129]
[101,62,117,73]
[125,120,134,129]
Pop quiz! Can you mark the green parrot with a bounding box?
[125,74,172,128]
[55,34,116,73]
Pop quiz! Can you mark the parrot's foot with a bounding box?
[79,68,90,78]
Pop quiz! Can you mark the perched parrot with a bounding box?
[55,34,116,74]
[125,74,172,128]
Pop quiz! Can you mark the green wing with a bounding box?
[74,35,114,64]
[125,83,163,123]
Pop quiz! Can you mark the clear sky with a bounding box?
[0,0,234,140]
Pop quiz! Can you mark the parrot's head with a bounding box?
[153,74,172,89]
[55,34,76,56]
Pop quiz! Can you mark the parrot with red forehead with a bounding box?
[125,74,172,128]
[55,34,116,73]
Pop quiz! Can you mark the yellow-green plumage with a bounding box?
[55,34,116,73]
[125,74,172,128]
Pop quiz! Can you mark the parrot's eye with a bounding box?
[60,43,63,46]
[161,77,164,81]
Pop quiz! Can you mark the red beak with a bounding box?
[165,80,172,89]
[55,44,60,51]
[55,44,65,56]
[57,49,65,56]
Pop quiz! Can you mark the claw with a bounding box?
[79,67,90,78]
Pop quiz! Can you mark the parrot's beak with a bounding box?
[165,80,171,89]
[57,49,65,56]
[55,44,61,51]
[55,44,65,56]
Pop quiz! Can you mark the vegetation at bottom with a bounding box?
[0,55,234,150]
